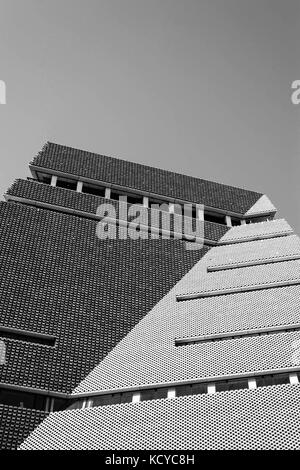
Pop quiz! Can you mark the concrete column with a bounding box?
[49,398,55,412]
[45,397,50,412]
[226,215,232,227]
[167,388,176,399]
[197,207,204,221]
[143,196,149,208]
[241,219,246,225]
[169,204,175,214]
[105,187,111,199]
[289,373,299,385]
[132,392,141,403]
[207,383,216,395]
[77,181,83,193]
[248,378,257,390]
[51,175,57,187]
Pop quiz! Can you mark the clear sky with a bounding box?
[0,0,299,230]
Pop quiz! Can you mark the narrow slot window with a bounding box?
[110,191,143,205]
[36,173,52,185]
[0,327,56,347]
[0,388,47,411]
[231,217,241,226]
[204,212,226,225]
[56,178,77,191]
[82,184,106,197]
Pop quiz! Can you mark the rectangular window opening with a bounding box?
[36,172,52,185]
[204,211,226,225]
[0,388,47,411]
[82,184,106,197]
[56,178,77,191]
[110,191,143,205]
[0,327,56,347]
[231,217,241,226]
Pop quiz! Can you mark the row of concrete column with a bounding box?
[80,373,299,409]
[50,174,243,227]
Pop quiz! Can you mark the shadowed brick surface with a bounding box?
[0,405,48,450]
[7,179,229,242]
[31,142,262,214]
[0,201,208,393]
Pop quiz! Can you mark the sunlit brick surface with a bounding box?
[245,194,277,216]
[175,285,300,338]
[206,235,300,270]
[31,142,263,215]
[20,384,300,450]
[70,222,300,394]
[177,260,300,298]
[219,219,293,244]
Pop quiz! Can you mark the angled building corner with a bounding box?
[1,142,298,450]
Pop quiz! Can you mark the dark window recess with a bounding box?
[36,172,52,185]
[176,382,207,397]
[52,398,68,412]
[204,212,226,225]
[82,184,105,197]
[256,373,291,388]
[246,216,272,224]
[0,388,47,410]
[56,178,77,191]
[141,387,169,401]
[216,378,249,392]
[0,328,56,346]
[231,218,241,226]
[110,191,143,205]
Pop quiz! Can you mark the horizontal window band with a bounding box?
[3,369,299,413]
[176,279,300,301]
[71,366,300,399]
[0,382,68,399]
[30,164,276,220]
[0,326,56,346]
[68,370,300,411]
[175,322,300,346]
[0,386,68,412]
[5,196,215,246]
[207,254,300,272]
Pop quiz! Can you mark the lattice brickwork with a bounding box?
[20,384,300,450]
[219,219,293,244]
[207,235,300,270]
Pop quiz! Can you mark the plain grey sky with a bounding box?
[0,0,299,230]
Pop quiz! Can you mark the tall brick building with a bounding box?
[1,142,299,449]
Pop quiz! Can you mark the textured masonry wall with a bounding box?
[70,220,300,394]
[31,142,264,215]
[0,405,48,450]
[175,284,300,338]
[219,218,293,243]
[206,234,300,269]
[0,202,208,393]
[20,384,300,450]
[6,179,228,243]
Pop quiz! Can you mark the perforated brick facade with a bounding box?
[0,142,297,450]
